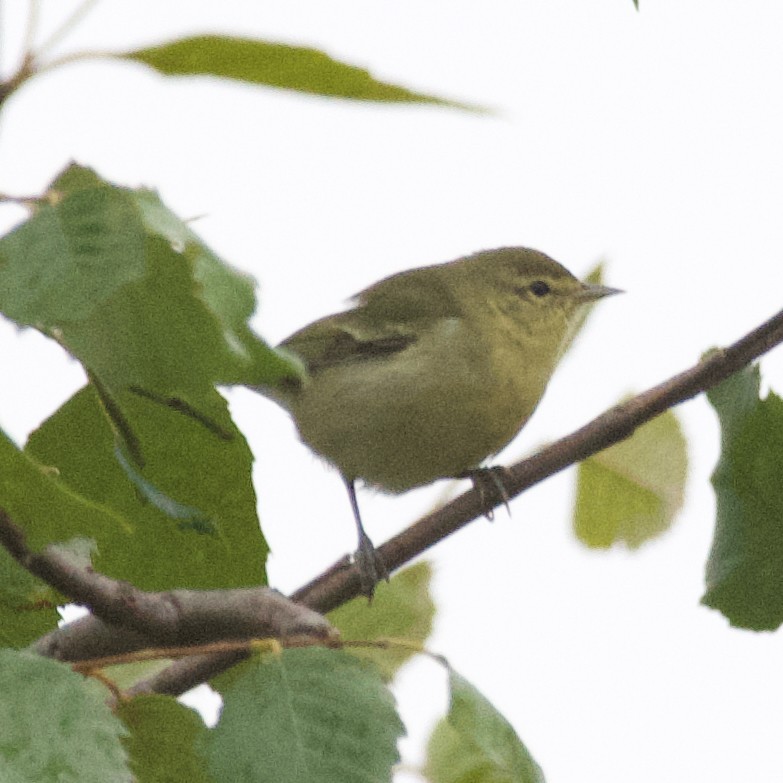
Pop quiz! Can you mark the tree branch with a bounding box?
[19,304,783,696]
[291,306,783,613]
[0,510,334,662]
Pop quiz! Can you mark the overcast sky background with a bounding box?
[2,1,783,781]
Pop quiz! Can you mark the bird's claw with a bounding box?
[460,466,512,520]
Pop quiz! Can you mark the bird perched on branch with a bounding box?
[259,247,620,597]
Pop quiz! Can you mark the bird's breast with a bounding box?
[288,317,553,492]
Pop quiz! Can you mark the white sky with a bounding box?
[2,1,783,781]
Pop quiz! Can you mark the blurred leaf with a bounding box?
[425,670,544,783]
[122,35,475,109]
[703,365,783,630]
[206,647,404,782]
[0,163,299,395]
[24,384,267,591]
[328,561,434,679]
[574,406,687,548]
[118,696,213,783]
[0,649,131,782]
[427,720,520,783]
[48,163,105,193]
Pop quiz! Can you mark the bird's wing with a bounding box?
[281,316,416,374]
[281,265,461,375]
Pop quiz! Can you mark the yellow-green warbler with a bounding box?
[261,247,620,596]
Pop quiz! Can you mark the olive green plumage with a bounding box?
[276,247,616,491]
[263,246,620,594]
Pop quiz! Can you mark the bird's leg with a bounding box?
[343,477,389,599]
[456,466,513,520]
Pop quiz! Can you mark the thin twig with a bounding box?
[33,0,100,59]
[21,0,40,57]
[74,635,432,676]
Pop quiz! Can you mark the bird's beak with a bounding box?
[577,282,624,301]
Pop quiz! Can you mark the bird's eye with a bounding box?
[530,280,550,297]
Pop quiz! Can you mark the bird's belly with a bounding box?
[290,347,542,493]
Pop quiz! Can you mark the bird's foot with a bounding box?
[353,529,389,600]
[458,466,513,520]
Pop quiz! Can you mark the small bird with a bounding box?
[264,247,620,596]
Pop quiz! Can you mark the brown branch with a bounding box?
[131,305,783,696]
[15,305,783,697]
[0,510,334,662]
[293,308,783,613]
[0,54,36,111]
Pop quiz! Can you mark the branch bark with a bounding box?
[293,306,783,613]
[10,305,783,696]
[130,304,783,694]
[0,510,333,662]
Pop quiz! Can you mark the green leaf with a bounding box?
[113,444,215,533]
[103,658,172,692]
[118,695,213,783]
[0,427,114,643]
[425,670,545,783]
[0,648,131,782]
[0,163,299,395]
[206,647,404,783]
[0,427,129,552]
[328,561,435,679]
[427,721,507,783]
[0,182,146,324]
[703,365,783,630]
[131,187,298,389]
[0,545,60,648]
[122,35,473,109]
[24,384,268,591]
[574,406,687,548]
